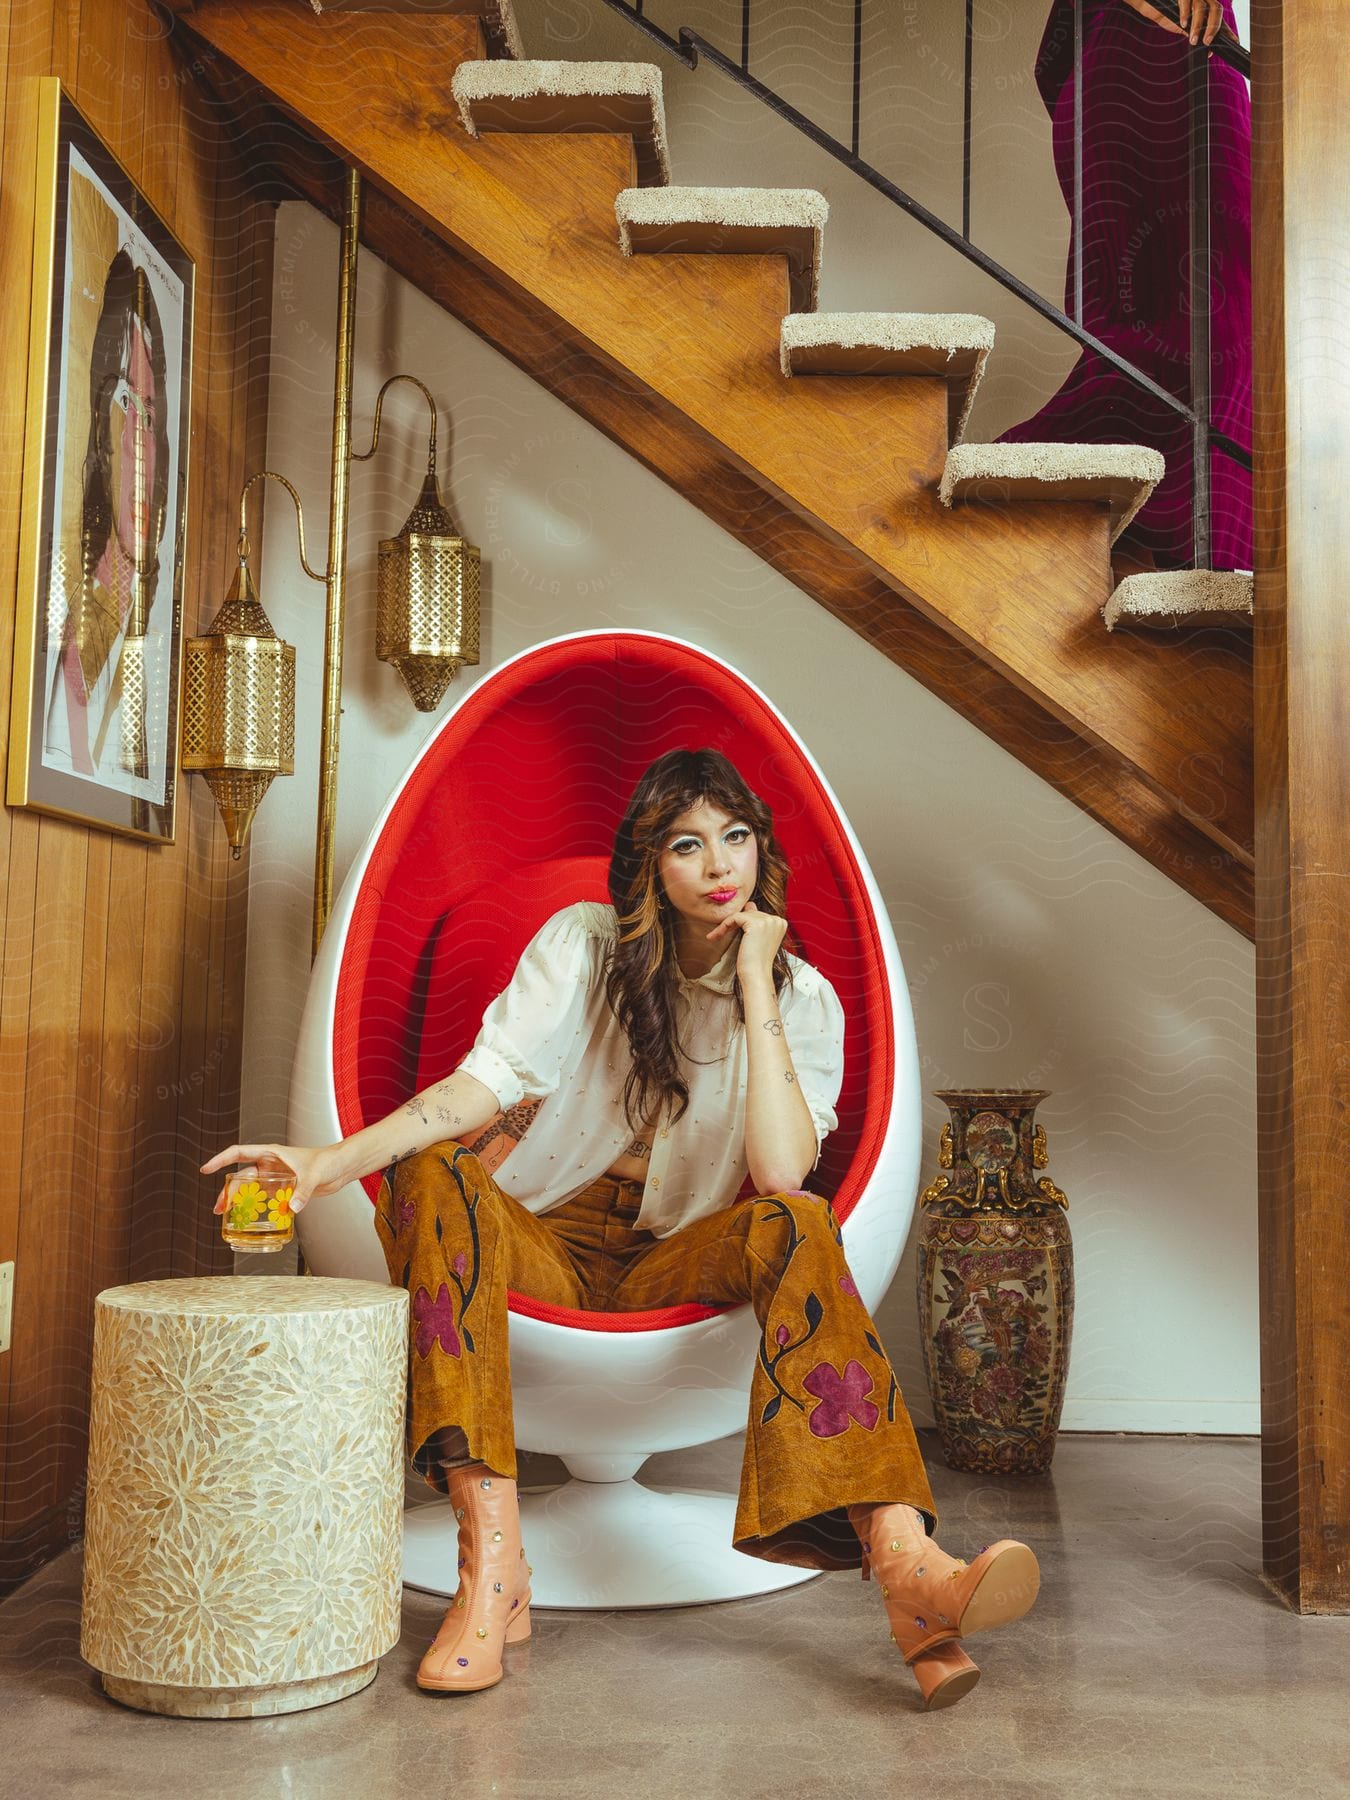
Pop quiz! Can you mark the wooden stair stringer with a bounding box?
[216,125,1256,939]
[178,0,1256,936]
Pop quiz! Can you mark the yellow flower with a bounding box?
[228,1178,267,1228]
[267,1189,293,1224]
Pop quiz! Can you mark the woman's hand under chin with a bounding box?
[706,897,787,988]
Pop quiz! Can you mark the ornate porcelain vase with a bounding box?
[914,1089,1073,1475]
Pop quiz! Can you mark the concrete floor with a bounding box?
[3,1431,1348,1800]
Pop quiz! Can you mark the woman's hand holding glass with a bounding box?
[201,1070,505,1222]
[200,1142,347,1216]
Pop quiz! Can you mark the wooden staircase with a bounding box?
[173,0,1255,936]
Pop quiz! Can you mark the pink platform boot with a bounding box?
[850,1501,1039,1708]
[416,1463,533,1693]
[905,1639,983,1710]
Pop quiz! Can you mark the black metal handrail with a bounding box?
[603,0,1252,569]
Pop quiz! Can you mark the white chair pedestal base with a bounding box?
[403,1469,822,1609]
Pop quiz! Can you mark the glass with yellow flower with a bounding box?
[221,1169,296,1252]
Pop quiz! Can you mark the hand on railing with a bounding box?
[1119,0,1225,49]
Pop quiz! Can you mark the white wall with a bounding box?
[240,2,1257,1436]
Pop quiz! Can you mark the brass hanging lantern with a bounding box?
[359,375,479,711]
[180,472,317,858]
[174,169,491,956]
[182,307,481,875]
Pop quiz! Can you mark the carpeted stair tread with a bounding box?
[451,58,670,186]
[615,185,828,314]
[1103,569,1253,631]
[781,311,995,444]
[940,441,1165,543]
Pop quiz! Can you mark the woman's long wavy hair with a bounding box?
[603,747,802,1135]
[81,250,170,603]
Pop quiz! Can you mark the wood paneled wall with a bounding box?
[0,0,273,1592]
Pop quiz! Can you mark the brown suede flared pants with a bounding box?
[374,1139,938,1573]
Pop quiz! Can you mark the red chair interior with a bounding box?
[333,634,893,1332]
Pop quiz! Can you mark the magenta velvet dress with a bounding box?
[996,0,1252,570]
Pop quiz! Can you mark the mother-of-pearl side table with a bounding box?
[80,1277,408,1718]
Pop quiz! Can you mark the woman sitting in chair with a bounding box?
[203,747,1040,1711]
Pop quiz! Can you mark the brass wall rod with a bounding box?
[312,166,362,961]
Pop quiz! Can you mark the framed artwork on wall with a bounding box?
[7,76,195,844]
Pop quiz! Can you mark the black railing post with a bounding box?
[851,0,862,162]
[740,0,750,72]
[963,0,974,241]
[1188,43,1213,569]
[1072,0,1084,328]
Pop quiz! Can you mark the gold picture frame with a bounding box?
[8,77,195,844]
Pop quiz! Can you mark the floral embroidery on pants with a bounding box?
[801,1358,880,1436]
[402,1149,484,1360]
[379,1148,940,1566]
[412,1282,462,1359]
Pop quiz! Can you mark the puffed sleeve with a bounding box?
[455,904,598,1112]
[782,967,846,1167]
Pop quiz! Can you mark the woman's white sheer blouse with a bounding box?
[455,900,847,1237]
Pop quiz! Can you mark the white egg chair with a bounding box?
[289,629,922,1609]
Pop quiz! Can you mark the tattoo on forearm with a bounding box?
[434,1106,462,1127]
[625,1139,651,1160]
[404,1097,429,1123]
[761,1018,784,1036]
[784,1070,796,1085]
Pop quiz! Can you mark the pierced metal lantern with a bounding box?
[180,553,297,859]
[375,468,480,712]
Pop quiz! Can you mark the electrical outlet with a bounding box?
[0,1261,12,1354]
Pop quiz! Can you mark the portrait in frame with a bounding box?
[8,77,194,844]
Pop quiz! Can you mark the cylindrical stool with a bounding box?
[80,1277,408,1717]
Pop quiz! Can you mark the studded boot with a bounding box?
[416,1462,533,1693]
[905,1639,982,1710]
[849,1501,1040,1677]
